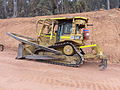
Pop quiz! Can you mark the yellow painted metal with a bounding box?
[38,20,46,36]
[80,44,97,48]
[83,54,97,59]
[41,34,55,38]
[50,17,67,20]
[63,45,74,56]
[92,44,102,54]
[40,16,88,21]
[73,16,88,20]
[60,36,70,39]
[50,21,54,39]
[72,18,76,34]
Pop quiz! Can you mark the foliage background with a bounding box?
[0,0,120,19]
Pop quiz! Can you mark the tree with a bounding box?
[13,0,18,17]
[50,0,57,14]
[3,0,8,18]
[0,0,120,19]
[107,0,110,9]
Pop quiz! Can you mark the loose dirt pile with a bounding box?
[0,9,120,63]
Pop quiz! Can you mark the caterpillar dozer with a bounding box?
[7,16,107,70]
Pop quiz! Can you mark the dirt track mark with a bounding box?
[0,50,120,90]
[9,74,120,90]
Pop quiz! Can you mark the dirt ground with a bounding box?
[0,9,120,90]
[0,49,120,90]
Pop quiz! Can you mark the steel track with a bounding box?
[35,42,84,67]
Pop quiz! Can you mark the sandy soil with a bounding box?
[0,50,120,90]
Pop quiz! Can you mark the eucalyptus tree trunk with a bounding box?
[50,0,57,15]
[119,0,120,8]
[3,0,7,18]
[61,0,64,13]
[13,0,18,17]
[107,0,110,9]
[116,0,120,8]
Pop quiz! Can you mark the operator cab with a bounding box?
[56,17,88,43]
[57,20,72,41]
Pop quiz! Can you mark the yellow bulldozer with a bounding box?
[7,16,107,70]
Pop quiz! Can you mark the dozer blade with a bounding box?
[7,32,62,55]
